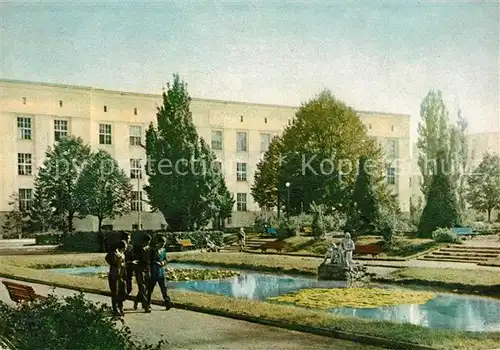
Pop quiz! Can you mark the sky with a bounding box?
[1,0,499,140]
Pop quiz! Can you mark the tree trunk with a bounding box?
[487,208,492,223]
[98,217,103,232]
[67,212,74,233]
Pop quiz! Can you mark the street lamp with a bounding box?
[285,182,290,217]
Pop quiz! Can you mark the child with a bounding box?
[105,240,127,316]
[148,236,172,310]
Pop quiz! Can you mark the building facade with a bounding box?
[0,79,411,232]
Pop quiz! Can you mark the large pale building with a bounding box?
[0,79,411,231]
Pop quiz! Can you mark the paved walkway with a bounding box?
[0,278,379,350]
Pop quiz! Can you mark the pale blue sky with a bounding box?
[1,1,499,139]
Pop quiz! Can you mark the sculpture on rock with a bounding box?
[323,243,341,265]
[340,232,355,268]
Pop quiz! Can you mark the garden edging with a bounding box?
[0,272,437,350]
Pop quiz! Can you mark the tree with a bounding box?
[1,192,29,238]
[252,90,395,215]
[453,110,469,221]
[466,153,500,222]
[417,90,451,199]
[144,74,233,231]
[34,136,91,233]
[417,150,459,237]
[28,177,56,233]
[75,150,132,231]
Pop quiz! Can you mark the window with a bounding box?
[131,191,143,211]
[59,100,63,107]
[104,105,107,112]
[288,119,291,125]
[101,225,113,231]
[240,115,243,122]
[214,161,222,174]
[54,120,68,141]
[369,124,372,129]
[387,139,398,158]
[236,132,247,152]
[132,224,139,230]
[130,159,142,179]
[236,162,247,181]
[211,130,223,150]
[391,125,394,131]
[264,117,267,124]
[386,167,396,185]
[22,97,26,105]
[236,193,247,211]
[129,125,142,146]
[260,133,271,152]
[18,189,33,211]
[134,107,137,115]
[17,117,32,140]
[99,124,112,145]
[18,153,32,176]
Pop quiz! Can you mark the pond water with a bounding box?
[51,263,500,332]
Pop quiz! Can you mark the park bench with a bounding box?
[176,239,195,251]
[260,239,285,253]
[301,226,313,235]
[451,227,477,239]
[354,245,383,258]
[2,280,47,304]
[266,227,279,237]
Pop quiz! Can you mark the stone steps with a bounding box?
[419,256,491,263]
[418,243,500,264]
[431,251,499,258]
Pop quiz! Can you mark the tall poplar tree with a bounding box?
[145,74,233,231]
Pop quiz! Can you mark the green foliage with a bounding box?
[75,150,132,231]
[310,203,326,238]
[417,90,451,198]
[144,74,233,231]
[409,197,423,228]
[418,151,459,237]
[432,227,460,243]
[35,232,62,245]
[466,153,500,222]
[0,293,165,349]
[1,192,29,238]
[252,91,395,216]
[276,217,297,238]
[28,176,55,232]
[62,230,224,253]
[33,136,92,232]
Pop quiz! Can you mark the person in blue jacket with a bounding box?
[148,236,172,310]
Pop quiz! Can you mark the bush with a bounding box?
[0,293,165,350]
[62,230,224,253]
[322,212,346,232]
[432,227,460,243]
[35,232,63,245]
[276,217,296,239]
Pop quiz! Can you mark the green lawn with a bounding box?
[0,255,499,349]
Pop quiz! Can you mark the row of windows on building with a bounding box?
[16,117,274,153]
[15,189,249,213]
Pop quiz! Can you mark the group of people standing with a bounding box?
[105,232,173,316]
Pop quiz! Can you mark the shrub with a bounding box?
[432,227,460,243]
[0,293,165,350]
[62,230,224,253]
[276,217,296,238]
[322,212,346,232]
[35,232,63,245]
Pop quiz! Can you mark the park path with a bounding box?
[0,277,379,350]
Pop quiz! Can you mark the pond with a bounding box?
[51,263,500,332]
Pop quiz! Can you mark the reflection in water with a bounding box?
[52,264,500,332]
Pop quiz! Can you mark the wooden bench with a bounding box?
[266,227,278,237]
[2,280,47,304]
[302,226,313,235]
[451,227,477,239]
[354,245,383,258]
[176,239,195,251]
[260,239,285,253]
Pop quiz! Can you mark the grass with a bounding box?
[249,236,440,260]
[0,257,499,349]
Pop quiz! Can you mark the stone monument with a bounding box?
[317,232,368,282]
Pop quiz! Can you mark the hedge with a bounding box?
[61,230,224,253]
[35,233,63,245]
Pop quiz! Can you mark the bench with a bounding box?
[266,227,278,237]
[302,226,313,235]
[452,227,477,239]
[2,280,47,304]
[353,245,383,258]
[260,239,285,253]
[176,239,195,251]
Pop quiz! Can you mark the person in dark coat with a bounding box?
[148,236,172,310]
[105,240,127,316]
[121,232,135,298]
[133,234,152,313]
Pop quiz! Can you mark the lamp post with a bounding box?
[285,182,290,217]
